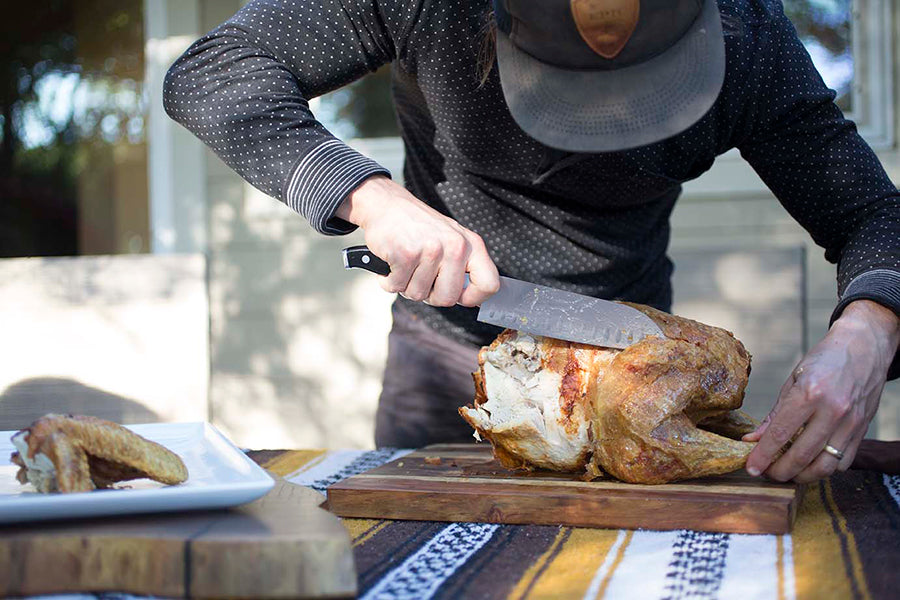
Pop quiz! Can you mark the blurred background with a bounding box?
[1,0,898,449]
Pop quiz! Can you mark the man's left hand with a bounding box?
[743,300,900,483]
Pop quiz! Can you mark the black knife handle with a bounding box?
[342,245,390,276]
[342,245,471,290]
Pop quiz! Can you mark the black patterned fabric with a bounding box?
[662,531,730,600]
[272,447,900,600]
[164,0,899,374]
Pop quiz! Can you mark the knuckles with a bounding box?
[802,378,827,401]
[764,421,794,446]
[767,467,793,483]
[456,296,482,308]
[420,239,444,263]
[796,383,822,410]
[793,444,821,467]
[797,376,854,423]
[481,277,501,295]
[393,246,419,267]
[376,229,496,306]
[391,235,472,270]
[427,295,458,308]
[467,233,488,255]
[379,279,405,294]
[825,396,853,421]
[443,237,470,263]
[404,288,429,302]
[385,251,409,271]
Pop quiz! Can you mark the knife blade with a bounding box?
[341,245,663,348]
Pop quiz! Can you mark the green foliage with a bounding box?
[0,0,145,257]
[319,66,400,139]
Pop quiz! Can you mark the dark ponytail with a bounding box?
[476,10,497,87]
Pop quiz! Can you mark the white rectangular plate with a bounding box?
[0,422,274,524]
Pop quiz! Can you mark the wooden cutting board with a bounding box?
[326,444,803,535]
[0,480,355,599]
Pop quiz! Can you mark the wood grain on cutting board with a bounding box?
[327,444,803,535]
[0,480,355,599]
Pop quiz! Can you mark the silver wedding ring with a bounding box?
[793,366,804,381]
[823,444,845,460]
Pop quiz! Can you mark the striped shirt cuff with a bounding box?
[830,269,900,380]
[283,139,391,235]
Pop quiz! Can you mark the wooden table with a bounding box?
[258,445,900,600]
[5,445,900,600]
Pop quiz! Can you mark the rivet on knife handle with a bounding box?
[342,245,390,276]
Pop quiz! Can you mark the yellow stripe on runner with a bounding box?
[823,479,872,600]
[790,480,863,600]
[508,527,569,600]
[263,449,327,477]
[509,528,624,600]
[345,519,390,547]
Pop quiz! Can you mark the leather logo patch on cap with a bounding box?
[570,0,640,59]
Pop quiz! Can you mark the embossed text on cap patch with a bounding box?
[570,0,640,59]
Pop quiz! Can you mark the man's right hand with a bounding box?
[336,175,500,307]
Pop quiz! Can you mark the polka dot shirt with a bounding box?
[164,0,899,376]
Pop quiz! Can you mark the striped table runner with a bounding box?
[254,448,900,600]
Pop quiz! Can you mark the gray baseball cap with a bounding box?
[494,0,726,152]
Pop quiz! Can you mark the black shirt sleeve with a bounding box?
[163,0,420,235]
[736,3,900,378]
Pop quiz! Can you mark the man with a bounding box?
[165,0,899,483]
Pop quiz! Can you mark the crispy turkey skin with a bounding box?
[459,303,757,484]
[10,414,188,493]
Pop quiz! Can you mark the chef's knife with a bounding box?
[342,245,664,349]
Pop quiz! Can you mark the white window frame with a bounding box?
[685,0,895,198]
[144,0,209,254]
[848,0,894,148]
[144,0,894,208]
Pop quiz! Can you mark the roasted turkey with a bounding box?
[10,414,189,493]
[459,303,757,484]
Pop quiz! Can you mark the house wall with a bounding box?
[0,254,209,431]
[196,3,401,450]
[167,0,899,448]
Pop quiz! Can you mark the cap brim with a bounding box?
[496,0,725,152]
